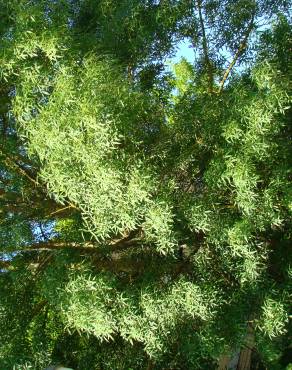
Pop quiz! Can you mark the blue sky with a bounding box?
[172,39,196,64]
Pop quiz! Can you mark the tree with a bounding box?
[0,1,291,369]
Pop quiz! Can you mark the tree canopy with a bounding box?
[0,1,291,369]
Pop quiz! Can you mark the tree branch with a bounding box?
[12,241,98,253]
[3,155,39,187]
[217,15,255,94]
[2,236,143,256]
[197,0,214,93]
[109,228,143,252]
[45,205,75,218]
[38,222,49,241]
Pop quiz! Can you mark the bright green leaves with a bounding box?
[61,273,117,340]
[143,199,177,255]
[185,200,213,234]
[0,2,291,369]
[209,61,291,222]
[171,58,195,96]
[59,272,217,358]
[257,296,289,339]
[0,1,68,83]
[223,156,259,215]
[222,120,244,144]
[12,52,181,249]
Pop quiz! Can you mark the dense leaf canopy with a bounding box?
[0,1,291,369]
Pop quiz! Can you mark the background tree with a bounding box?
[0,0,291,369]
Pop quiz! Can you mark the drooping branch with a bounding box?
[217,15,255,93]
[197,0,214,93]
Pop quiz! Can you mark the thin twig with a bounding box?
[45,205,76,218]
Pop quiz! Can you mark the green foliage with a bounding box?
[58,272,218,358]
[0,1,291,369]
[257,296,289,339]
